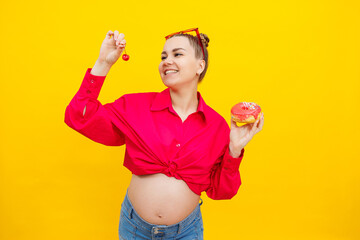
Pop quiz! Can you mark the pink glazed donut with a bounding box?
[231,102,262,123]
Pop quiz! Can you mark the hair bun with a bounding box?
[200,33,209,47]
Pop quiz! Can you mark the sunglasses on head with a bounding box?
[165,28,205,60]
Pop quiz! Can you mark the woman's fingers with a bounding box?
[118,39,126,48]
[118,33,125,40]
[117,33,125,42]
[118,38,126,46]
[113,30,119,40]
[105,30,113,39]
[115,33,125,46]
[250,116,261,136]
[105,30,126,46]
[259,112,264,129]
[255,113,264,134]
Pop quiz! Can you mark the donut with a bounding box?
[231,102,262,123]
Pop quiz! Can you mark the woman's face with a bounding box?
[159,36,204,89]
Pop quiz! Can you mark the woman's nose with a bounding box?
[164,57,174,65]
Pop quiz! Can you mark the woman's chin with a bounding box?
[161,76,195,89]
[161,78,179,88]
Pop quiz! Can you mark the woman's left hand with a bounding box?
[229,112,264,157]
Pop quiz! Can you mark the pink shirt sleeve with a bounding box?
[64,68,126,146]
[205,125,245,200]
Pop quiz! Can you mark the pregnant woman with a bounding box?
[64,28,264,240]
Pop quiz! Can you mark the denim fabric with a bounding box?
[118,189,204,240]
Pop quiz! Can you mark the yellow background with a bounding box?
[0,0,359,239]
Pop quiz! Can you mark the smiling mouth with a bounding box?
[165,70,178,75]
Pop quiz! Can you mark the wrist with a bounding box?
[91,60,112,76]
[229,143,243,158]
[229,149,242,158]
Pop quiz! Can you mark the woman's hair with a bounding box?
[167,33,209,83]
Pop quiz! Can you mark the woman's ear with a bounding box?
[197,60,205,75]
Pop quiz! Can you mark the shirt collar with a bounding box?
[150,87,208,122]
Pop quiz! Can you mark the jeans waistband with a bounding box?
[121,188,203,235]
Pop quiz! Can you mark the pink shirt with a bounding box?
[64,68,245,200]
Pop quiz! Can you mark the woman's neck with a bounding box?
[169,86,199,116]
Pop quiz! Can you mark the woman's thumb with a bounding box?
[230,117,238,129]
[105,30,113,40]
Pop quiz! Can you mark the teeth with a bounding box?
[165,70,178,75]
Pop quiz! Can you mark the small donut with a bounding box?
[231,102,262,123]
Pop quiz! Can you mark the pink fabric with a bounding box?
[64,68,245,200]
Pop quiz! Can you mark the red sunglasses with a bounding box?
[165,27,205,60]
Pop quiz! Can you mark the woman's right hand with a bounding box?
[97,30,126,66]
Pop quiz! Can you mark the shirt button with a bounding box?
[90,79,95,83]
[176,143,180,147]
[86,90,91,94]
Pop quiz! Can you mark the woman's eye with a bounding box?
[161,53,181,60]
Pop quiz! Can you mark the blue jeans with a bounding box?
[118,189,204,240]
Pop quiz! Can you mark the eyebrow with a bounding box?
[161,48,186,55]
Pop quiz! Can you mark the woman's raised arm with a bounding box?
[64,30,129,146]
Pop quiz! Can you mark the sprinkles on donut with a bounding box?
[231,102,262,123]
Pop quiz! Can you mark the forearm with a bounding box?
[64,67,107,130]
[64,67,126,146]
[206,146,244,200]
[91,59,112,76]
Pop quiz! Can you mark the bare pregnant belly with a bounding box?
[127,173,201,225]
